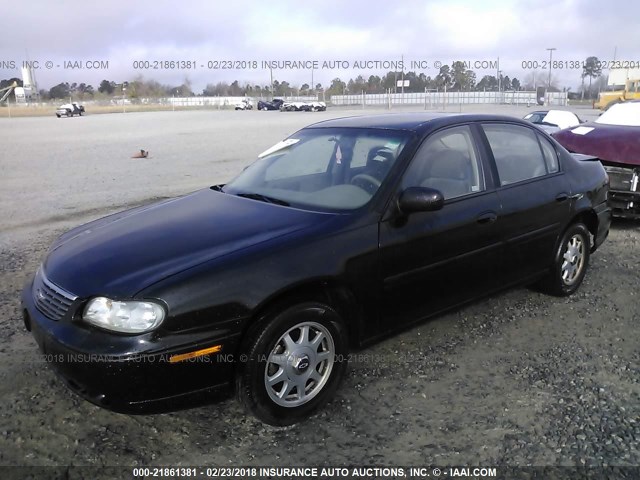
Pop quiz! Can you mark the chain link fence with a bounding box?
[330,90,568,108]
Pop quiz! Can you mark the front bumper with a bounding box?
[609,190,640,218]
[21,280,240,414]
[605,166,640,218]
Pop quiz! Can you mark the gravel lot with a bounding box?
[1,105,639,472]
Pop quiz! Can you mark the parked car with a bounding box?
[280,101,308,111]
[523,110,583,133]
[22,113,610,425]
[552,102,640,218]
[280,100,326,112]
[234,99,253,110]
[308,101,327,112]
[55,102,85,118]
[257,98,284,111]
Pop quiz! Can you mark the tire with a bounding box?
[236,302,348,425]
[56,114,61,118]
[539,223,590,296]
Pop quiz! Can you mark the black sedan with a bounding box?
[22,113,611,425]
[257,98,284,111]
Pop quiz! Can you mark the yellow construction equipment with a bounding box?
[594,78,640,110]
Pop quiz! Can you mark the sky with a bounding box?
[1,0,639,94]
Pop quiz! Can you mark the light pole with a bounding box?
[546,47,556,93]
[270,66,274,100]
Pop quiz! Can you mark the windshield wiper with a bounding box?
[235,192,290,206]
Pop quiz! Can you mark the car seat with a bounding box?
[365,146,395,181]
[420,149,472,199]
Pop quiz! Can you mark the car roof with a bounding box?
[305,112,530,134]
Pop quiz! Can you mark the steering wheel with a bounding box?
[350,174,382,194]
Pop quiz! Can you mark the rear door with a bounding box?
[479,123,571,283]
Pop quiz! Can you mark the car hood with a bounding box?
[553,122,640,166]
[44,189,333,298]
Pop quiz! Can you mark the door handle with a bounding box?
[557,193,583,202]
[477,212,497,224]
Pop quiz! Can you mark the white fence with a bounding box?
[162,95,319,107]
[330,90,568,107]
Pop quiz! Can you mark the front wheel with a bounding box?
[539,223,590,296]
[236,302,347,425]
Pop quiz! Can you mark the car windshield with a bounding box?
[525,111,580,129]
[223,127,410,211]
[524,112,547,124]
[596,102,640,126]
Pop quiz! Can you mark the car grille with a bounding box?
[606,166,638,192]
[32,269,77,321]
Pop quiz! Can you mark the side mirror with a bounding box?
[398,187,444,214]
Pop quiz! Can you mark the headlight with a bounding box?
[83,297,165,333]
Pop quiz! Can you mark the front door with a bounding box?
[379,125,502,330]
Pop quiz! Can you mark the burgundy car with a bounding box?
[553,102,640,218]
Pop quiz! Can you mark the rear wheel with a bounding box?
[236,302,347,425]
[539,223,590,296]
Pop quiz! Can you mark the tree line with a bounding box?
[0,57,608,101]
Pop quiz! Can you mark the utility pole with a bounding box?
[122,82,127,113]
[546,48,556,106]
[270,67,274,100]
[546,48,556,89]
[401,54,405,95]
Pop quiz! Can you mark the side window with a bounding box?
[402,125,484,200]
[482,124,548,186]
[538,135,560,173]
